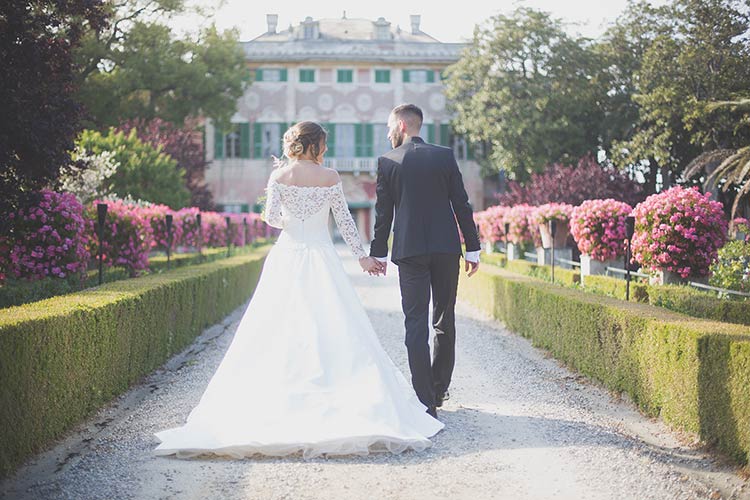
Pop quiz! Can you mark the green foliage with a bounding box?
[444,7,607,179]
[458,265,750,464]
[76,128,190,207]
[581,274,649,302]
[0,248,270,478]
[648,284,750,326]
[0,244,266,309]
[710,240,750,294]
[505,259,581,287]
[613,0,750,186]
[76,15,249,130]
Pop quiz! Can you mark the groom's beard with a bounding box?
[391,131,404,148]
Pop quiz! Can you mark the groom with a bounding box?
[370,104,481,418]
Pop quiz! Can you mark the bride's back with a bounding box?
[273,161,339,188]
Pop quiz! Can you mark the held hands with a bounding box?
[359,256,387,276]
[465,258,480,277]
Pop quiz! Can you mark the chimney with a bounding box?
[410,14,421,34]
[266,14,278,34]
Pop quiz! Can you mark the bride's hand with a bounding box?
[271,155,285,169]
[359,256,380,275]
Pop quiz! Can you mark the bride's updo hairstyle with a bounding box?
[283,121,327,160]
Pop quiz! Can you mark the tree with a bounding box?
[0,0,108,221]
[76,128,190,208]
[497,155,644,207]
[444,7,607,181]
[614,0,750,189]
[118,118,214,209]
[594,1,671,194]
[74,1,249,130]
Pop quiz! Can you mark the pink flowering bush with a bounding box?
[201,211,228,247]
[0,190,90,282]
[505,204,536,246]
[175,207,201,248]
[87,199,153,276]
[140,204,183,252]
[570,199,633,261]
[531,203,574,225]
[474,205,509,244]
[632,186,728,278]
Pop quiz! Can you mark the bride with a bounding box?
[154,121,443,459]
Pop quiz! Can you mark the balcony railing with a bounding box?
[323,157,377,176]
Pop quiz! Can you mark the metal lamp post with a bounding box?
[504,222,510,260]
[243,217,248,247]
[196,213,202,258]
[550,219,557,283]
[166,214,173,269]
[625,215,635,301]
[96,203,107,285]
[225,216,231,257]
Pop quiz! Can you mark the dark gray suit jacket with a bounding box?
[369,136,480,263]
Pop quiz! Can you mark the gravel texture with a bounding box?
[2,245,748,500]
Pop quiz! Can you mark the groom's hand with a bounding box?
[465,259,479,277]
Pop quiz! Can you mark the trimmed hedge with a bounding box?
[0,243,269,309]
[459,266,750,464]
[0,247,270,478]
[582,274,649,303]
[480,254,749,327]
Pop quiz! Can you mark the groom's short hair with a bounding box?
[391,104,423,131]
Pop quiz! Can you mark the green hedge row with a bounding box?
[480,254,750,327]
[458,265,750,464]
[0,242,269,309]
[0,247,270,478]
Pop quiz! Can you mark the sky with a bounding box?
[168,0,666,43]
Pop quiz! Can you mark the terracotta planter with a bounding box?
[538,222,570,249]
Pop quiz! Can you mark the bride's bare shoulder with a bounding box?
[321,167,341,186]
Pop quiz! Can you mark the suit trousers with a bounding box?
[395,253,460,408]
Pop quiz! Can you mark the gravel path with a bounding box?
[2,245,748,500]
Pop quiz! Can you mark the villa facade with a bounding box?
[204,13,483,241]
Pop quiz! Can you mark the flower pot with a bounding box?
[537,246,573,268]
[649,269,709,286]
[538,222,570,249]
[506,242,520,261]
[483,240,495,254]
[580,254,622,285]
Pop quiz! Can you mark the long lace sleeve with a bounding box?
[330,182,367,259]
[262,179,285,229]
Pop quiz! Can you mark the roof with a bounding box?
[243,16,467,63]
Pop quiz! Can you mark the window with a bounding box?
[255,68,288,82]
[226,127,240,158]
[337,69,354,83]
[402,69,435,84]
[299,69,315,83]
[372,124,391,155]
[252,123,283,158]
[374,69,391,83]
[335,124,355,157]
[355,124,374,157]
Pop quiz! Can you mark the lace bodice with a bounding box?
[262,178,367,259]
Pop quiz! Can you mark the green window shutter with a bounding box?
[365,124,374,157]
[255,69,263,81]
[440,124,450,146]
[427,70,435,83]
[253,123,262,158]
[355,124,363,157]
[375,69,390,83]
[214,126,224,159]
[467,140,475,160]
[324,123,335,157]
[241,203,249,213]
[240,123,250,158]
[402,69,411,83]
[426,124,434,143]
[337,69,353,83]
[300,69,315,82]
[280,69,288,82]
[279,123,287,154]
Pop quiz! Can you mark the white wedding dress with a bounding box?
[154,177,444,459]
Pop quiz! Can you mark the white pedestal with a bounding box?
[536,247,573,268]
[506,242,520,261]
[580,254,622,284]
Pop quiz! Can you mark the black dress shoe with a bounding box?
[426,406,438,419]
[435,390,450,408]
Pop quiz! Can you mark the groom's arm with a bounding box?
[370,157,394,260]
[447,151,481,257]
